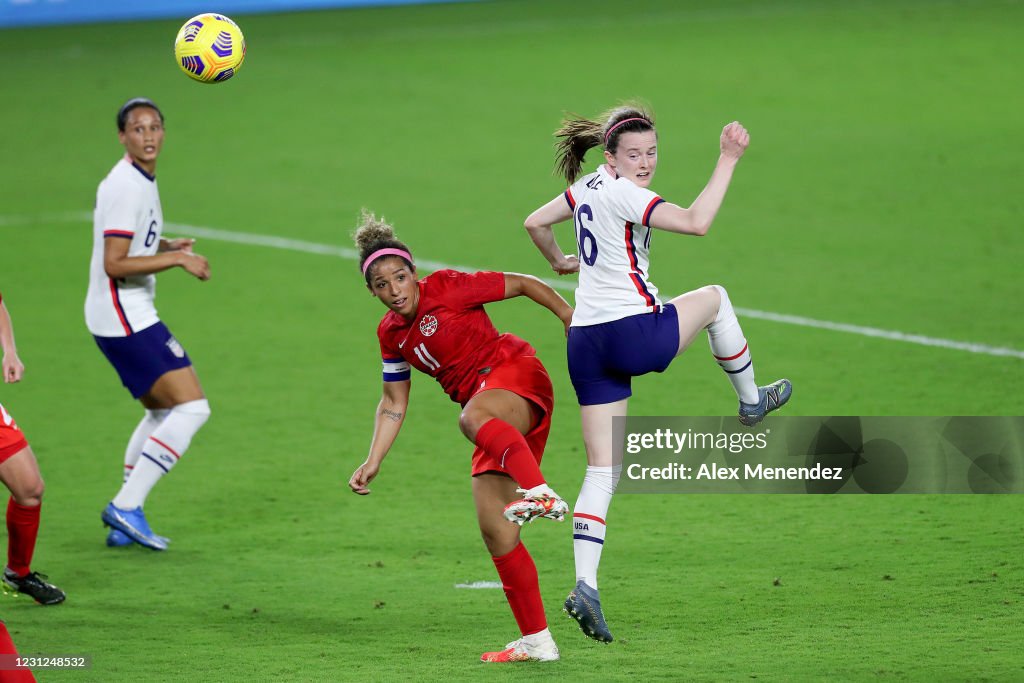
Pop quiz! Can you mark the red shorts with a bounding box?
[0,402,29,465]
[468,354,554,477]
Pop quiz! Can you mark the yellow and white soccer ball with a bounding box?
[173,13,246,83]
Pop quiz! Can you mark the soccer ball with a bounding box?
[173,13,246,83]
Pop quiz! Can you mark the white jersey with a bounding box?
[565,164,665,326]
[85,157,163,337]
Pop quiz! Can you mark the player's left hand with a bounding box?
[166,238,196,253]
[2,353,24,383]
[720,122,750,160]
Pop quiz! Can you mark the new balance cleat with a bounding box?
[106,528,170,548]
[2,568,66,605]
[738,378,793,426]
[564,580,613,643]
[101,503,167,551]
[480,637,560,663]
[502,491,569,526]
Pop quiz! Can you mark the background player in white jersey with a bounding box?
[0,292,65,605]
[523,104,792,642]
[85,98,212,551]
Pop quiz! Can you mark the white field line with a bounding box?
[453,581,502,590]
[4,212,1022,360]
[727,309,1024,360]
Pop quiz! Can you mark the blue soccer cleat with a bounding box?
[101,503,168,551]
[105,529,133,547]
[106,528,171,548]
[738,378,793,426]
[564,580,613,643]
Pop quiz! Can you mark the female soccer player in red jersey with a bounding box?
[347,211,571,663]
[0,292,65,605]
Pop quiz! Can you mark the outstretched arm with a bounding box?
[104,236,211,281]
[503,273,574,335]
[0,298,24,384]
[348,379,411,495]
[647,121,750,236]
[524,196,580,275]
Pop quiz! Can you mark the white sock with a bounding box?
[573,465,619,590]
[522,627,554,646]
[113,399,210,509]
[707,285,759,405]
[122,409,170,483]
[523,483,557,499]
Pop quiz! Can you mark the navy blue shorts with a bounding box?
[94,321,192,399]
[567,304,680,406]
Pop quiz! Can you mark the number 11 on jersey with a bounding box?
[412,342,441,372]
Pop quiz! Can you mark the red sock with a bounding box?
[6,499,40,577]
[0,621,37,682]
[492,542,547,636]
[475,419,544,490]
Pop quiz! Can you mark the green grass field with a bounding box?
[1,0,1022,680]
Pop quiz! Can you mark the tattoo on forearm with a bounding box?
[381,408,403,422]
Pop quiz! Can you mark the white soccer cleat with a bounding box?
[480,636,560,663]
[502,489,569,526]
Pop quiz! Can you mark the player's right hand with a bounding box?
[180,252,211,280]
[552,254,580,275]
[349,461,380,495]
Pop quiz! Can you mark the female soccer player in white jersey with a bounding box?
[85,98,212,551]
[0,292,65,605]
[523,104,792,642]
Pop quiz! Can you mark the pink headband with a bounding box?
[604,117,653,145]
[362,248,413,276]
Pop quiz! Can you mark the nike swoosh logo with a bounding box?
[398,340,406,348]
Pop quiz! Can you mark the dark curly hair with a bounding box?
[352,209,414,284]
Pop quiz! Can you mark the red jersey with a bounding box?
[376,270,535,405]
